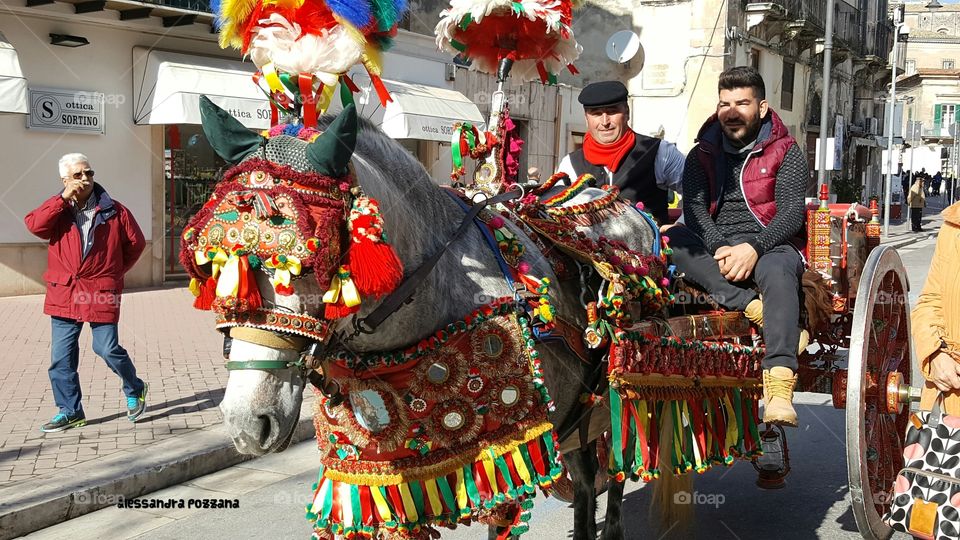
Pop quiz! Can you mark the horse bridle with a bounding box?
[221,186,524,408]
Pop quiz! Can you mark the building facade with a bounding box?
[898,3,960,177]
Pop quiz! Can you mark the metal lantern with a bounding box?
[753,423,791,489]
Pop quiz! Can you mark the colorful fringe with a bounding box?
[306,429,564,537]
[606,330,764,481]
[606,387,763,481]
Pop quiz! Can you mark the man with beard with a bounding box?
[557,81,685,224]
[667,66,808,426]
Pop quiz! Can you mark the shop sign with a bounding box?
[27,87,105,135]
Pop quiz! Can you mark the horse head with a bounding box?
[181,97,359,455]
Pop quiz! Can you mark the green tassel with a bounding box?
[436,475,457,514]
[459,13,472,30]
[450,40,467,52]
[409,480,426,518]
[731,389,746,456]
[350,484,362,532]
[320,481,333,522]
[463,465,482,507]
[494,455,517,498]
[609,387,625,474]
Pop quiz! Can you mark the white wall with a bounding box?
[0,9,228,244]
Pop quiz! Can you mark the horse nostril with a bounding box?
[258,415,274,447]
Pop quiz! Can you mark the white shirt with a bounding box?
[556,139,686,194]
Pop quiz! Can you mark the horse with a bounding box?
[186,96,664,539]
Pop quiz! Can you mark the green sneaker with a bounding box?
[40,412,86,433]
[127,382,148,422]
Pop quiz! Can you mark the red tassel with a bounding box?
[324,302,359,320]
[348,239,403,297]
[193,276,216,311]
[347,197,403,297]
[236,255,262,313]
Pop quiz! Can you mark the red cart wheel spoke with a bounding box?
[846,246,911,540]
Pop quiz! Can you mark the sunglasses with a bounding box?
[70,169,95,180]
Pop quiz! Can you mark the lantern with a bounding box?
[752,423,791,489]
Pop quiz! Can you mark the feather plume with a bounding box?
[324,0,372,30]
[217,0,261,49]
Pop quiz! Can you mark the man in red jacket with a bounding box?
[668,67,808,427]
[25,153,148,432]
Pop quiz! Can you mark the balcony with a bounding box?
[25,0,214,26]
[746,0,871,58]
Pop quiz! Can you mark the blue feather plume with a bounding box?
[325,0,372,30]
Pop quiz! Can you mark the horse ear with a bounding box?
[199,96,263,164]
[307,103,357,177]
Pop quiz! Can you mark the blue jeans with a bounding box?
[49,316,145,417]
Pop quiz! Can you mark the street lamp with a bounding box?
[884,5,908,238]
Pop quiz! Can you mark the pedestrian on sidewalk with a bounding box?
[908,176,927,232]
[24,153,149,433]
[912,201,960,416]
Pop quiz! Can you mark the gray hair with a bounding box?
[58,153,89,177]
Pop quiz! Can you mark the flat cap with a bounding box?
[578,81,628,108]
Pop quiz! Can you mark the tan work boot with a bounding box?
[744,298,764,326]
[762,366,798,427]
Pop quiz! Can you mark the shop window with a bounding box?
[944,59,956,70]
[164,124,228,277]
[781,61,795,111]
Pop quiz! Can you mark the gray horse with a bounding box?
[194,97,659,539]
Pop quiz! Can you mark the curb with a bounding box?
[0,399,317,540]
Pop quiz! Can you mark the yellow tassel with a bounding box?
[370,486,391,522]
[511,448,531,484]
[424,479,443,517]
[189,277,201,297]
[398,483,419,522]
[454,469,468,510]
[216,255,241,297]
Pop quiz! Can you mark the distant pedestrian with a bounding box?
[526,166,541,184]
[908,176,927,232]
[24,153,148,433]
[934,171,943,197]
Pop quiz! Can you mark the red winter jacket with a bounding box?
[24,184,145,323]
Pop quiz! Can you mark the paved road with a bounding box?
[24,234,939,540]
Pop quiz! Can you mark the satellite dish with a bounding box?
[606,30,642,64]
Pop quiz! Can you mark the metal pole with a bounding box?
[884,20,901,239]
[817,0,837,192]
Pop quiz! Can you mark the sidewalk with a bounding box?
[0,286,316,539]
[0,202,951,539]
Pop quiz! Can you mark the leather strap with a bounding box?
[230,326,306,350]
[225,359,303,370]
[353,188,522,335]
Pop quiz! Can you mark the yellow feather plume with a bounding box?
[217,0,259,50]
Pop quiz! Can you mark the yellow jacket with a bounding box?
[912,202,960,414]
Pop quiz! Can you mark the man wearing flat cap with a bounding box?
[557,80,685,223]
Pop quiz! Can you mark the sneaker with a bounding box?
[40,412,86,433]
[127,382,148,422]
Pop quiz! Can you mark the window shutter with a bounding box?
[935,104,943,131]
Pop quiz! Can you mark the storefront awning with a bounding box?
[0,32,28,114]
[132,47,270,130]
[346,77,485,142]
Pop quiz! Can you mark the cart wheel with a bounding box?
[846,245,912,540]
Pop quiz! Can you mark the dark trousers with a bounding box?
[910,207,923,231]
[50,316,144,417]
[668,226,803,371]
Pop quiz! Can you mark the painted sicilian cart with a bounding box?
[178,0,918,538]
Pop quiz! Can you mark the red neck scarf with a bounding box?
[582,130,636,173]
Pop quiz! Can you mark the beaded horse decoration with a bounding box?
[180,99,403,341]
